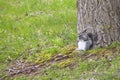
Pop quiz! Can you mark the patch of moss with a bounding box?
[57,59,74,68]
[36,53,52,63]
[27,53,52,63]
[59,45,76,55]
[108,41,120,49]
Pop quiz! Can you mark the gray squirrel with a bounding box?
[76,32,97,51]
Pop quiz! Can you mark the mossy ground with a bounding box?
[0,0,120,80]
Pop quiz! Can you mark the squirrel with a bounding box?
[76,32,97,51]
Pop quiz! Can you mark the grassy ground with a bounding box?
[1,0,120,80]
[0,0,76,62]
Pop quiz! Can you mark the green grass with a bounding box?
[0,0,77,79]
[0,0,77,62]
[1,0,120,80]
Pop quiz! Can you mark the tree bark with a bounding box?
[77,0,120,47]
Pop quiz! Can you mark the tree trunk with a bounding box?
[77,0,120,48]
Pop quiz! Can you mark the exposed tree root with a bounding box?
[7,46,120,78]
